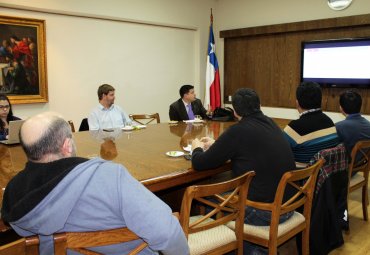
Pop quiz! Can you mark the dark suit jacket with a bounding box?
[169,98,207,121]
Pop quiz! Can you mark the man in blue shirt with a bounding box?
[336,90,370,161]
[88,84,132,130]
[2,112,189,255]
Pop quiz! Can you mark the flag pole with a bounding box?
[205,8,221,113]
[211,8,213,24]
[207,8,213,112]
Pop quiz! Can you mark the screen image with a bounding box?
[301,38,370,88]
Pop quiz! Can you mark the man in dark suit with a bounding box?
[169,84,208,121]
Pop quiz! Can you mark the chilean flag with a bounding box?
[205,21,221,111]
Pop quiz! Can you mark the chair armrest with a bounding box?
[245,199,273,212]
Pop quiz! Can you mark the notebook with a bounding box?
[0,120,25,145]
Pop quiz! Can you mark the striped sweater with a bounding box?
[283,110,340,164]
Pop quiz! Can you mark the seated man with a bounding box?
[1,112,189,255]
[336,90,370,162]
[88,84,132,130]
[191,88,296,255]
[169,84,208,121]
[283,82,339,166]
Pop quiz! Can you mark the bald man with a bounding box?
[1,112,189,255]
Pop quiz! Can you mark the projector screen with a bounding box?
[301,38,370,88]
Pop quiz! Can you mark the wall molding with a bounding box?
[0,3,197,31]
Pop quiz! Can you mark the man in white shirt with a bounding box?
[88,84,132,130]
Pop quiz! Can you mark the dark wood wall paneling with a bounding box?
[220,14,370,114]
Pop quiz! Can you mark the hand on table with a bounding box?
[191,138,204,150]
[200,137,215,151]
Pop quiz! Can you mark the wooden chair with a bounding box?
[53,227,148,255]
[348,140,370,222]
[179,171,255,255]
[0,236,39,255]
[129,113,160,125]
[68,120,75,132]
[228,160,323,255]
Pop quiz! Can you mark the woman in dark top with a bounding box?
[0,94,20,140]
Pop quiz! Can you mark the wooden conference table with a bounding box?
[0,118,293,234]
[0,121,237,209]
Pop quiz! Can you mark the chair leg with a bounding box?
[344,206,351,234]
[237,246,243,255]
[268,247,277,255]
[362,185,369,221]
[268,242,278,255]
[301,229,309,255]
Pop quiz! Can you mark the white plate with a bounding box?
[183,119,204,124]
[122,126,134,131]
[166,151,185,157]
[168,120,178,124]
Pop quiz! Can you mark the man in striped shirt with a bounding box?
[283,82,340,166]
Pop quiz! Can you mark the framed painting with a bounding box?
[0,15,47,104]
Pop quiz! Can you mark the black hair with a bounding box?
[296,82,322,110]
[179,85,194,98]
[10,35,20,41]
[339,90,362,114]
[0,94,15,131]
[232,88,261,117]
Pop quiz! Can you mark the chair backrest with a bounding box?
[53,227,148,255]
[348,140,370,177]
[180,171,255,238]
[276,159,323,225]
[68,120,75,133]
[0,236,39,255]
[78,118,89,131]
[246,159,323,239]
[308,143,348,195]
[129,113,160,125]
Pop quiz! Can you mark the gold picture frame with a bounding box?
[0,15,48,104]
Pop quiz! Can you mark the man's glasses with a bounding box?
[0,105,10,110]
